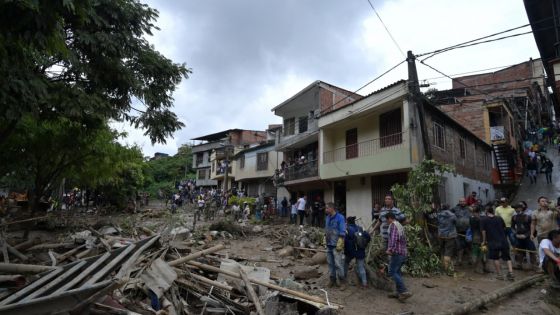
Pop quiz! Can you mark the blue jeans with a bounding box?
[388,254,407,293]
[505,227,516,247]
[344,256,367,286]
[327,246,345,281]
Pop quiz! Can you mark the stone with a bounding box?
[278,246,294,257]
[309,252,327,265]
[294,267,321,280]
[252,225,263,233]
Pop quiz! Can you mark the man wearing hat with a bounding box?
[344,216,371,288]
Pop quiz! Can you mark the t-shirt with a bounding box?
[481,215,508,249]
[452,205,471,232]
[538,238,560,267]
[511,213,531,238]
[532,209,557,238]
[291,204,297,214]
[296,197,306,211]
[495,205,515,228]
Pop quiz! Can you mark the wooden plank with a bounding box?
[0,263,54,274]
[0,267,64,305]
[6,244,28,262]
[52,252,112,294]
[114,235,160,279]
[20,260,87,302]
[239,266,265,315]
[168,244,225,267]
[84,244,136,285]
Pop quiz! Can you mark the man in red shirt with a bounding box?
[466,191,477,206]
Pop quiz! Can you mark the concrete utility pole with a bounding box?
[223,136,231,193]
[407,50,432,160]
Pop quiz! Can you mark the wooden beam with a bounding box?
[0,263,55,274]
[239,266,265,315]
[168,244,225,267]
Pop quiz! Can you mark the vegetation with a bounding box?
[367,160,454,277]
[0,0,190,210]
[143,145,196,197]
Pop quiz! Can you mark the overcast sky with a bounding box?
[115,0,540,156]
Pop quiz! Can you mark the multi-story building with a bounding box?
[271,80,362,201]
[318,80,495,225]
[191,129,267,189]
[431,59,550,189]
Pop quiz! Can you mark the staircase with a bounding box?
[492,143,515,185]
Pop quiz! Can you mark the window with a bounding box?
[298,116,308,133]
[257,152,268,171]
[283,118,295,136]
[380,108,403,148]
[239,155,245,169]
[207,152,210,162]
[459,137,466,159]
[196,153,203,165]
[433,122,445,149]
[483,152,490,170]
[438,178,447,205]
[211,161,215,173]
[346,128,358,159]
[198,169,207,180]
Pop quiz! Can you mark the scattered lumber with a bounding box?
[0,263,55,274]
[238,265,265,315]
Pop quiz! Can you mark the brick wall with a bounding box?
[453,61,537,93]
[229,130,267,146]
[425,110,492,183]
[438,101,486,141]
[319,86,362,114]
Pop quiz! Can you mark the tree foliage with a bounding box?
[390,160,455,277]
[143,145,195,197]
[0,0,191,145]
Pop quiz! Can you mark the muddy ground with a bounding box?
[6,202,560,315]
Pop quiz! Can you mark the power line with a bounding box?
[319,59,406,115]
[366,0,405,57]
[420,31,533,62]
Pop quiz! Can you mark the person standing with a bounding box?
[481,206,515,281]
[527,156,538,184]
[438,205,457,272]
[511,203,538,269]
[281,196,288,218]
[344,216,371,288]
[311,196,325,227]
[296,195,307,226]
[495,197,516,247]
[452,198,471,266]
[466,192,478,206]
[469,206,487,274]
[290,199,297,224]
[373,194,406,249]
[325,202,346,289]
[531,196,559,243]
[386,212,412,302]
[543,158,554,184]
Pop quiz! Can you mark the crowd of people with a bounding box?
[323,192,560,303]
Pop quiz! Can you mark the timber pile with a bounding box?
[0,223,340,315]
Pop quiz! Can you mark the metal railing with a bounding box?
[281,159,319,182]
[323,132,406,164]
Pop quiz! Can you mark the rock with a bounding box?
[294,267,321,280]
[278,246,294,257]
[99,226,120,235]
[252,225,263,233]
[209,230,219,237]
[309,252,327,265]
[197,241,206,246]
[277,278,304,291]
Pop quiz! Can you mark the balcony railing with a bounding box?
[281,159,319,182]
[216,165,232,175]
[323,132,405,164]
[490,126,510,142]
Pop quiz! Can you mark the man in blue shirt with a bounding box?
[325,202,346,289]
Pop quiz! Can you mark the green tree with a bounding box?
[0,0,190,145]
[143,144,195,197]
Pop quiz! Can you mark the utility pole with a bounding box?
[223,135,231,193]
[407,50,432,160]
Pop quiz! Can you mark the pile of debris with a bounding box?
[0,221,340,314]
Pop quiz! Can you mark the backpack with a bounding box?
[354,228,369,249]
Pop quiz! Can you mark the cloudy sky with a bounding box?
[116,0,540,156]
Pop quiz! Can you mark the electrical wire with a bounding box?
[366,0,405,57]
[319,59,406,115]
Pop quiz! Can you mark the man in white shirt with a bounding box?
[539,230,560,286]
[296,195,307,226]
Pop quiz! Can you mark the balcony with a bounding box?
[285,159,318,181]
[276,119,319,150]
[323,132,404,163]
[320,131,411,180]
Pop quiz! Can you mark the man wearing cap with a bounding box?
[496,197,516,246]
[325,202,346,289]
[344,216,371,288]
[373,194,406,249]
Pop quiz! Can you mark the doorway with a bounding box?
[334,180,347,217]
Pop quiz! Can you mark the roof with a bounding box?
[233,140,275,158]
[270,80,362,112]
[191,129,241,141]
[319,80,407,117]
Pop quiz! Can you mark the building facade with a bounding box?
[272,80,362,202]
[317,81,495,225]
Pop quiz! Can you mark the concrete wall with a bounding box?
[235,147,282,181]
[440,172,495,207]
[345,176,374,226]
